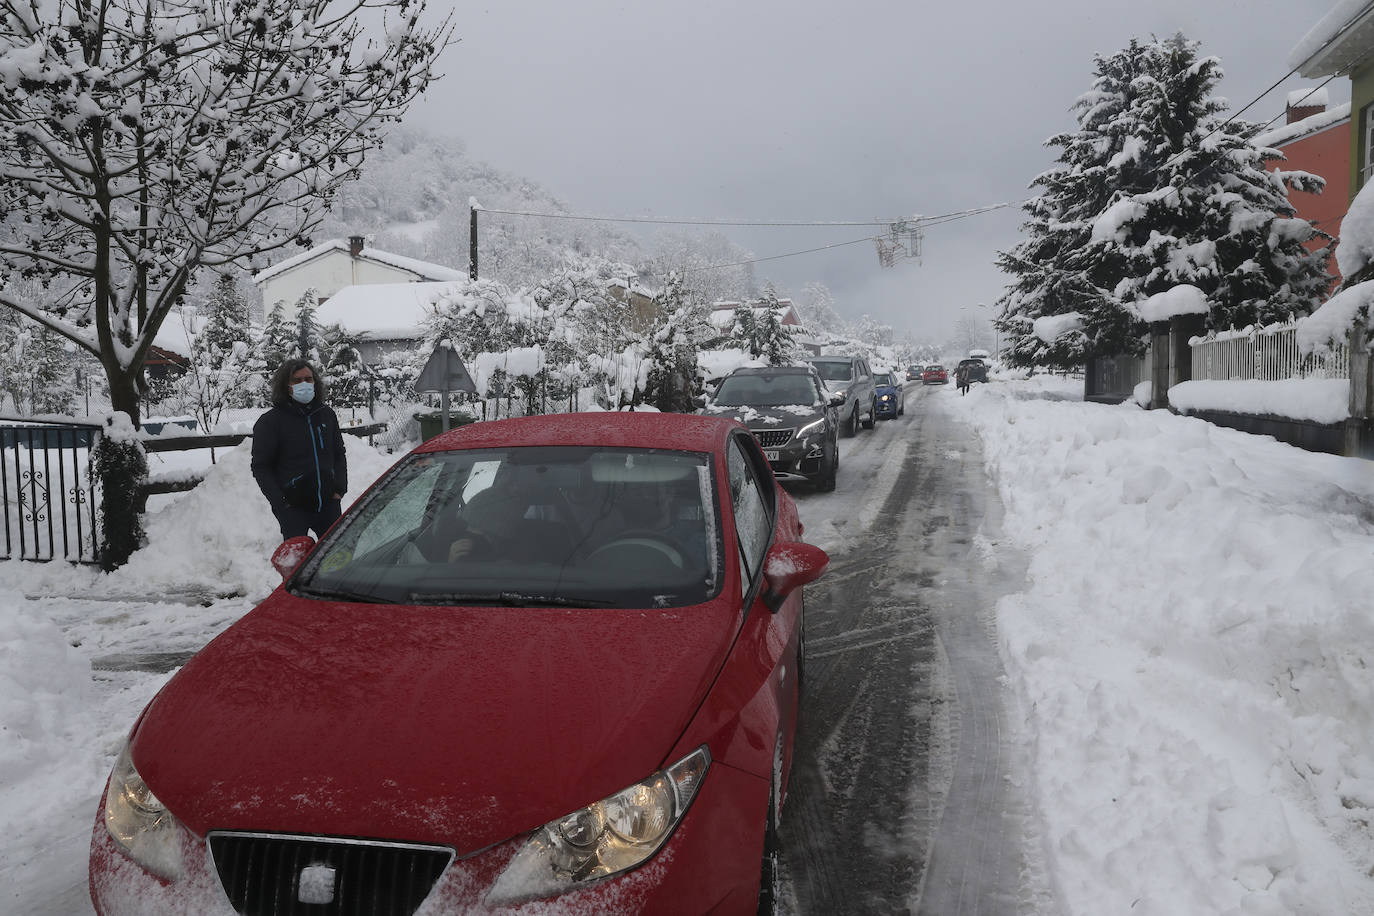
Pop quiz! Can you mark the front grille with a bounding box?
[207,831,454,916]
[752,429,793,448]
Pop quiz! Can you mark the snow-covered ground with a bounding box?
[3,376,1373,914]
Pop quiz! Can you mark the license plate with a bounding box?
[764,450,781,461]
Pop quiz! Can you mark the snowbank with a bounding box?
[1169,378,1350,424]
[943,378,1374,916]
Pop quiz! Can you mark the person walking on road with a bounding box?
[956,363,971,396]
[251,358,349,541]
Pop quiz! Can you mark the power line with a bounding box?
[680,234,883,273]
[478,207,891,228]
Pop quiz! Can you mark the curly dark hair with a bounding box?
[269,358,327,407]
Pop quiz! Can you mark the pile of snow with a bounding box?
[1032,312,1084,344]
[943,377,1374,916]
[1338,180,1374,278]
[1136,284,1209,322]
[1169,378,1350,424]
[1298,281,1374,354]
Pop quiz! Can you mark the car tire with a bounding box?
[861,400,876,430]
[817,445,837,492]
[757,739,784,916]
[843,405,858,438]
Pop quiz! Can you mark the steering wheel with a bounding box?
[586,529,685,569]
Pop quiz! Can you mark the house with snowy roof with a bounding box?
[1291,1,1374,199]
[1255,87,1350,285]
[707,297,819,354]
[314,281,458,364]
[253,236,466,321]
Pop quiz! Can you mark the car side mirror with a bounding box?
[692,395,707,410]
[271,535,316,582]
[828,392,846,408]
[761,542,830,612]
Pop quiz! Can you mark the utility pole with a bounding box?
[469,198,482,280]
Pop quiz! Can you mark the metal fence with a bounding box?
[1,419,102,564]
[1190,320,1350,381]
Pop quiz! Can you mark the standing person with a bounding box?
[252,359,349,541]
[956,363,971,396]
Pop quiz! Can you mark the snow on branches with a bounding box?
[0,0,454,425]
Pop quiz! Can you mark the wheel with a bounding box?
[861,399,876,430]
[843,404,858,438]
[757,738,784,916]
[816,443,837,492]
[898,397,905,416]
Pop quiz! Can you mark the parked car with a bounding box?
[873,370,905,419]
[957,358,989,384]
[922,365,948,385]
[88,413,830,916]
[905,364,923,381]
[703,365,841,490]
[803,354,876,437]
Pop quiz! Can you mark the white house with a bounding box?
[254,236,466,321]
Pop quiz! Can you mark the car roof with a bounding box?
[416,412,742,454]
[725,365,818,376]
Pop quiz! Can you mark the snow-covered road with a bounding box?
[5,374,1373,915]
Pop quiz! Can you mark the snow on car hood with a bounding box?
[703,403,825,427]
[129,591,741,853]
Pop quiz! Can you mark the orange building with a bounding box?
[1257,89,1351,284]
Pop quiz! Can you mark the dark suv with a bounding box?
[803,355,876,437]
[701,366,842,490]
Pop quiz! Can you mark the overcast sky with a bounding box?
[412,0,1349,344]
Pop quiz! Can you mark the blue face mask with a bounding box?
[291,381,315,404]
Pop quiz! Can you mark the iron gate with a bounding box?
[1,419,102,564]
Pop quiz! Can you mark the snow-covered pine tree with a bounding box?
[294,289,324,362]
[1093,35,1331,332]
[731,303,759,356]
[996,39,1156,369]
[0,317,75,415]
[754,286,799,366]
[200,275,251,371]
[996,35,1332,369]
[261,302,297,393]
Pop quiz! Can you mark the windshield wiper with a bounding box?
[293,584,399,605]
[408,591,614,608]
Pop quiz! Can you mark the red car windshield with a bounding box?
[294,447,724,609]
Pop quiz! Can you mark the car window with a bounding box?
[726,437,772,590]
[875,372,896,386]
[298,446,724,609]
[714,373,822,406]
[808,360,853,382]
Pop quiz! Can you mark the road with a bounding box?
[780,382,1039,915]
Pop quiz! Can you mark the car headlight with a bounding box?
[487,747,710,904]
[103,740,184,881]
[879,394,891,402]
[796,417,828,439]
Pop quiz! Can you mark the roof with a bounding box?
[1254,102,1351,148]
[1292,0,1374,76]
[252,239,467,286]
[416,411,744,454]
[315,282,458,340]
[726,365,819,376]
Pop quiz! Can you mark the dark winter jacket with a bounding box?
[251,400,348,513]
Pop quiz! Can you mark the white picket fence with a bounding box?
[1190,320,1350,381]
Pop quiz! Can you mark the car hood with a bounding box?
[702,403,825,429]
[875,384,898,394]
[130,591,741,853]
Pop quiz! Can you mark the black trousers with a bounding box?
[273,498,343,541]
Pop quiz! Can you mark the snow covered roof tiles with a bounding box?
[316,281,458,340]
[252,238,466,286]
[1254,102,1351,148]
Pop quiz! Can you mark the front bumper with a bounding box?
[750,428,829,482]
[90,761,770,915]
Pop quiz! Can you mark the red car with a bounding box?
[922,365,948,385]
[89,412,828,916]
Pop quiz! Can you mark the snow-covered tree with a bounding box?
[643,272,709,412]
[260,301,297,389]
[200,275,251,371]
[997,35,1332,369]
[0,313,74,415]
[293,289,324,362]
[0,0,453,426]
[754,286,799,365]
[797,282,846,335]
